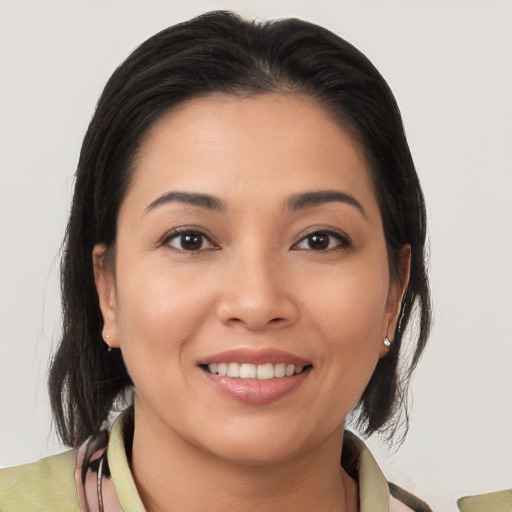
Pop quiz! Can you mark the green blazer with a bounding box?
[1,412,509,511]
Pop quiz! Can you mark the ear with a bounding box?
[380,244,411,357]
[92,244,119,348]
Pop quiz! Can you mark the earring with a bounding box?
[104,333,112,352]
[384,337,391,348]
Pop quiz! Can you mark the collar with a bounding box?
[75,410,395,512]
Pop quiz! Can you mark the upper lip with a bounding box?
[197,348,312,367]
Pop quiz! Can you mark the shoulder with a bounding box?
[0,449,81,512]
[457,489,512,512]
[342,431,433,512]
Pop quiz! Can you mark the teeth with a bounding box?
[257,363,274,380]
[206,362,307,379]
[227,363,240,377]
[239,363,256,379]
[274,363,286,378]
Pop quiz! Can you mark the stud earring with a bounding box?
[384,337,391,348]
[104,333,112,352]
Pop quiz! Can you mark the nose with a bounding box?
[215,253,299,331]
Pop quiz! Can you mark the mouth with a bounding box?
[201,362,311,380]
[197,349,313,405]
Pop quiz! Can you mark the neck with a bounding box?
[129,407,358,512]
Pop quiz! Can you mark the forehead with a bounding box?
[127,93,378,213]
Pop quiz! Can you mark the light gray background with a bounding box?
[1,1,511,511]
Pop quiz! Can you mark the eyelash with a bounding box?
[162,229,218,253]
[293,229,351,252]
[161,228,351,253]
[162,229,351,254]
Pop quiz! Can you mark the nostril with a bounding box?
[216,296,299,330]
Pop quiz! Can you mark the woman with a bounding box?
[1,10,437,511]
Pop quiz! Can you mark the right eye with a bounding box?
[166,231,216,252]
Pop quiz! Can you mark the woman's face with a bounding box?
[95,93,407,464]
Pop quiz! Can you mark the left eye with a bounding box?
[166,231,215,252]
[295,231,347,251]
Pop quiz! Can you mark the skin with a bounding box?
[94,93,409,512]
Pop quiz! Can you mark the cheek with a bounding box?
[112,262,217,422]
[113,259,214,363]
[304,260,389,341]
[301,258,390,393]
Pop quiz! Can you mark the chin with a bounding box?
[202,437,307,466]
[189,416,338,467]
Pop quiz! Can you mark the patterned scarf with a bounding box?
[75,429,122,512]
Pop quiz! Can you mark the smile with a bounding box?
[198,349,313,404]
[205,363,308,380]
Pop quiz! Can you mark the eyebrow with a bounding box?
[287,190,366,217]
[145,191,226,213]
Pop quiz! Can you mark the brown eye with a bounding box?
[307,233,330,250]
[167,231,214,252]
[295,230,348,251]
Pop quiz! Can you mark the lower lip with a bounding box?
[201,368,311,405]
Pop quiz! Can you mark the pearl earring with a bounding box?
[384,337,391,348]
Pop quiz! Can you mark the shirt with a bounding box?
[2,410,497,511]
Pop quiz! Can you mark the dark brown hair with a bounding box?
[49,10,431,447]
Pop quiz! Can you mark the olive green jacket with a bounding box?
[1,413,509,511]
